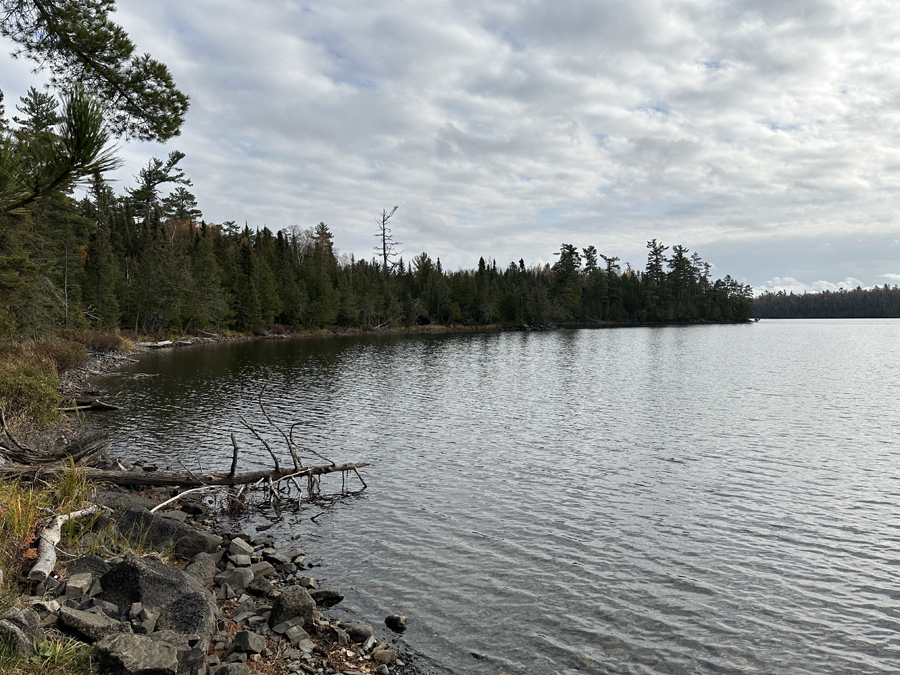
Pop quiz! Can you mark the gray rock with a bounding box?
[100,555,217,646]
[228,538,255,557]
[179,500,207,516]
[58,607,132,642]
[88,579,104,597]
[229,555,252,567]
[30,598,60,614]
[308,588,343,608]
[262,550,290,566]
[78,597,121,619]
[65,572,94,599]
[64,555,111,579]
[324,625,350,646]
[248,561,276,579]
[0,608,42,655]
[372,649,398,665]
[217,568,254,592]
[209,665,250,675]
[174,529,222,559]
[271,617,302,635]
[296,577,317,590]
[268,586,316,629]
[42,576,62,597]
[114,505,186,552]
[149,630,207,674]
[0,620,35,655]
[95,633,179,675]
[233,631,266,654]
[246,579,275,597]
[185,553,218,586]
[343,622,375,644]
[377,666,391,675]
[284,624,310,648]
[384,614,407,632]
[128,603,160,634]
[216,584,235,601]
[158,510,188,522]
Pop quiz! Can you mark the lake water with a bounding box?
[91,320,900,674]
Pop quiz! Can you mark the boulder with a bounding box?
[268,586,316,629]
[58,607,132,642]
[184,552,218,587]
[0,608,42,654]
[113,506,220,559]
[95,633,178,675]
[64,555,112,579]
[114,505,185,551]
[100,555,217,645]
[174,529,222,559]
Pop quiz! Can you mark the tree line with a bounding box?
[0,2,752,337]
[1,155,753,337]
[754,286,900,318]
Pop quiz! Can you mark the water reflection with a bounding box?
[92,321,900,674]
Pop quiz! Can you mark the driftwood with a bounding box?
[0,461,370,487]
[58,399,120,412]
[28,505,106,582]
[0,400,111,465]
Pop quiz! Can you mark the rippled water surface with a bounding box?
[92,320,900,674]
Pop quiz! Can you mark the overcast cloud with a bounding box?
[3,0,900,293]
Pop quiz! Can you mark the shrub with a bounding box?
[0,360,60,428]
[30,340,88,374]
[56,329,89,346]
[88,332,123,352]
[57,329,125,352]
[0,344,59,428]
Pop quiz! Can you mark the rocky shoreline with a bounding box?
[2,339,431,675]
[1,487,419,675]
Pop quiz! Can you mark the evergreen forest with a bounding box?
[1,149,754,337]
[0,3,752,339]
[754,286,900,319]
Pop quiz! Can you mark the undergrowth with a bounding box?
[0,635,95,675]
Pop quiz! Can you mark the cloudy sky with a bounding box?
[4,0,900,293]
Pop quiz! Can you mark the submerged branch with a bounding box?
[0,461,370,487]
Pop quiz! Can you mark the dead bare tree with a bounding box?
[373,206,402,277]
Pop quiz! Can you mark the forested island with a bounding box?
[754,285,900,319]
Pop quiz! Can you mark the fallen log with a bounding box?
[58,399,120,412]
[0,461,370,487]
[28,505,106,582]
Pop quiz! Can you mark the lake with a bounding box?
[91,320,900,674]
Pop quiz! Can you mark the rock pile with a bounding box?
[1,496,414,675]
